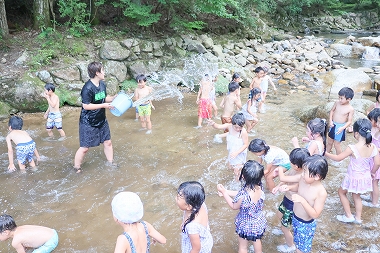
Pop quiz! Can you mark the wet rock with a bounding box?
[100,40,130,60]
[50,66,81,82]
[282,72,295,80]
[104,61,128,82]
[357,36,380,47]
[36,70,53,83]
[329,44,353,58]
[140,41,153,52]
[187,40,207,54]
[120,38,140,48]
[1,58,5,64]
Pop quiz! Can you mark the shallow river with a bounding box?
[0,88,379,252]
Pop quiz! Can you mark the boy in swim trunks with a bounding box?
[279,155,328,253]
[6,116,40,172]
[43,83,66,140]
[326,87,354,155]
[219,81,242,133]
[0,214,58,253]
[134,74,155,134]
[195,74,213,129]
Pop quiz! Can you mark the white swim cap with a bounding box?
[111,192,143,223]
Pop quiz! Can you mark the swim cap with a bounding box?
[111,192,143,223]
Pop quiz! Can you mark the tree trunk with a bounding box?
[0,0,8,36]
[33,0,51,30]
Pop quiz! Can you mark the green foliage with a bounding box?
[112,0,161,27]
[214,75,229,94]
[120,79,138,92]
[28,49,57,71]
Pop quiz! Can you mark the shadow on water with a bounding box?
[0,86,379,252]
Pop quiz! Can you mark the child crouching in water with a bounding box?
[0,214,58,252]
[210,113,248,180]
[217,160,266,253]
[272,148,310,253]
[176,181,213,253]
[111,192,166,252]
[6,116,40,172]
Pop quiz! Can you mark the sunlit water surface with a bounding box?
[0,89,379,252]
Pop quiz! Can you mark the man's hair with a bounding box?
[87,62,103,79]
[338,87,354,100]
[0,214,16,233]
[44,83,55,92]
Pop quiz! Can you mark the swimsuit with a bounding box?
[122,221,150,253]
[181,204,213,253]
[278,196,294,228]
[138,103,152,116]
[16,140,36,164]
[33,229,58,253]
[226,131,247,167]
[46,112,63,130]
[260,76,270,93]
[241,100,258,121]
[306,140,324,155]
[293,214,316,253]
[198,98,212,119]
[328,122,346,142]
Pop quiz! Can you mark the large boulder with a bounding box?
[329,44,353,58]
[320,69,373,95]
[356,36,380,47]
[0,101,16,119]
[99,40,130,61]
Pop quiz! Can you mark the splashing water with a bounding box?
[181,54,219,89]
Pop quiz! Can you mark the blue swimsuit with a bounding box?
[122,221,150,253]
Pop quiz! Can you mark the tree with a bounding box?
[0,0,8,36]
[33,0,51,30]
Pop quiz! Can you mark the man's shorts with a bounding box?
[138,104,151,116]
[79,120,111,148]
[33,229,58,253]
[46,112,63,130]
[16,140,36,164]
[293,214,316,253]
[328,122,346,142]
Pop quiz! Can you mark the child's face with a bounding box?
[232,124,243,132]
[302,167,319,183]
[138,80,146,88]
[44,89,51,96]
[175,193,190,211]
[0,230,10,241]
[306,126,313,139]
[338,96,350,105]
[254,94,261,100]
[258,70,265,78]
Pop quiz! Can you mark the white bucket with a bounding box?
[110,92,133,117]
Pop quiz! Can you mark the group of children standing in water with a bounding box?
[2,61,380,253]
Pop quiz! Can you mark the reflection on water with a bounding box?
[0,90,379,252]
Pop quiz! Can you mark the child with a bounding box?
[231,73,243,85]
[217,160,266,253]
[366,89,380,115]
[6,116,40,172]
[278,155,328,253]
[272,148,310,253]
[176,181,213,253]
[326,87,354,155]
[134,74,155,134]
[210,76,218,119]
[111,192,166,253]
[0,214,58,252]
[259,67,276,104]
[248,138,291,192]
[43,83,66,140]
[219,82,242,133]
[210,113,248,180]
[249,67,265,90]
[292,118,327,156]
[325,118,380,223]
[241,88,261,135]
[195,74,213,129]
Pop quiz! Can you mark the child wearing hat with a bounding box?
[111,192,166,252]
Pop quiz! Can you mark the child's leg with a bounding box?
[326,136,334,153]
[252,239,262,253]
[338,187,353,218]
[334,141,342,155]
[372,179,379,205]
[237,237,249,253]
[57,129,66,137]
[245,120,252,132]
[212,103,218,118]
[46,129,54,137]
[261,91,267,102]
[18,161,26,171]
[264,173,276,191]
[352,193,363,221]
[145,115,152,130]
[140,115,147,129]
[233,165,243,181]
[197,116,203,127]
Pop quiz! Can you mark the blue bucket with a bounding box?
[110,92,133,117]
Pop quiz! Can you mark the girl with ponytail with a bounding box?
[176,181,213,253]
[325,118,380,223]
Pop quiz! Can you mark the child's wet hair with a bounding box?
[289,148,310,168]
[177,181,205,233]
[353,118,372,145]
[231,73,240,81]
[136,74,147,83]
[8,116,23,130]
[254,67,264,73]
[307,118,328,155]
[368,108,380,122]
[248,138,270,155]
[44,83,55,92]
[250,88,261,99]
[303,154,328,180]
[239,160,264,190]
[228,81,240,92]
[0,214,16,233]
[87,61,103,79]
[338,87,354,100]
[231,113,245,127]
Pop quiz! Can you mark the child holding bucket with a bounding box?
[134,74,155,134]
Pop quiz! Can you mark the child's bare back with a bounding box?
[12,225,56,250]
[7,130,33,146]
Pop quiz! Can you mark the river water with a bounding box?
[0,86,379,252]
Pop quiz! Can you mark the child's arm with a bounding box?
[34,148,40,164]
[44,107,50,119]
[291,137,300,148]
[264,163,274,175]
[329,102,337,129]
[277,166,302,183]
[6,135,16,172]
[230,130,248,159]
[367,103,375,115]
[196,85,202,104]
[189,234,201,253]
[268,76,277,90]
[13,244,26,253]
[246,100,257,118]
[324,146,352,161]
[292,189,327,219]
[150,100,155,110]
[278,183,299,193]
[219,96,225,108]
[217,184,240,210]
[146,221,167,244]
[249,78,255,90]
[208,120,230,130]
